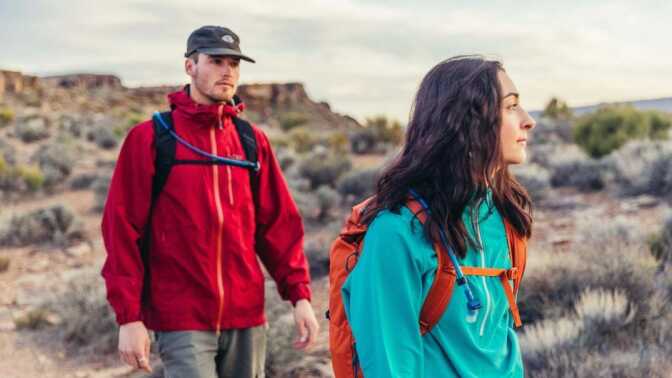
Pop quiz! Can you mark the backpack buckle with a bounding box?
[506,267,518,280]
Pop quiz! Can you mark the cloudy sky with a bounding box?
[1,0,670,122]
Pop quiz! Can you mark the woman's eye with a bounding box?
[508,103,519,110]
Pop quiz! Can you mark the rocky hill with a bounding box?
[0,70,360,131]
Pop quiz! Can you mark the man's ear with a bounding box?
[185,58,195,76]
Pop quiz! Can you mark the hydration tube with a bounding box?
[152,111,260,172]
[409,189,481,311]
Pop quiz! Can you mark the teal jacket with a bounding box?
[342,192,523,378]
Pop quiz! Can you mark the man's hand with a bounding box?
[118,321,153,372]
[293,299,319,350]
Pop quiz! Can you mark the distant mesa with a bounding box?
[42,74,123,90]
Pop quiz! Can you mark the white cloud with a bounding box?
[0,0,670,121]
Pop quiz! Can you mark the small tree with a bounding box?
[542,97,573,120]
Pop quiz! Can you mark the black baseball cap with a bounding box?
[184,25,255,63]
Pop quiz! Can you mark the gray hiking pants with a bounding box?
[155,325,266,378]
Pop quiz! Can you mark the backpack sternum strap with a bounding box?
[461,266,523,328]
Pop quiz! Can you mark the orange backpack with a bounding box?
[327,197,527,378]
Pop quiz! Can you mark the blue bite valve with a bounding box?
[464,282,481,311]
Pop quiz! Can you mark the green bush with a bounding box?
[279,112,308,132]
[16,165,45,191]
[573,106,672,158]
[0,107,15,127]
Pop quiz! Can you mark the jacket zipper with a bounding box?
[212,106,226,335]
[471,197,492,337]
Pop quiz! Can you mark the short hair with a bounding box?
[187,52,200,63]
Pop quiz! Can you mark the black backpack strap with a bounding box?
[137,110,175,305]
[232,116,260,192]
[152,111,177,202]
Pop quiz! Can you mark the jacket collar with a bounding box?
[167,85,246,128]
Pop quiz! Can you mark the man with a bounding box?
[101,25,318,378]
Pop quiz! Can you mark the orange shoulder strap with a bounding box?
[504,220,527,294]
[406,199,457,335]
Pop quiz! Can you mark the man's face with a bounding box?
[186,54,241,104]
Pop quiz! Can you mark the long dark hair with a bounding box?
[361,55,533,258]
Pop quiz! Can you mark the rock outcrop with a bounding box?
[0,70,41,100]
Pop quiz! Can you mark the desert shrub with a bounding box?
[264,281,302,377]
[336,168,379,204]
[14,308,54,330]
[15,165,45,191]
[650,216,672,266]
[92,174,112,212]
[531,118,574,144]
[315,185,341,222]
[48,271,117,354]
[365,115,404,145]
[573,105,672,158]
[327,131,349,154]
[350,127,377,154]
[518,218,672,377]
[31,141,77,187]
[15,115,50,143]
[87,125,118,149]
[279,112,309,132]
[510,164,551,201]
[288,126,319,153]
[298,150,352,189]
[0,139,16,165]
[603,140,672,197]
[0,255,9,272]
[0,205,86,247]
[58,115,83,138]
[292,189,319,221]
[549,158,611,192]
[275,148,297,172]
[69,172,100,190]
[0,106,15,127]
[528,143,585,170]
[115,112,145,137]
[350,116,404,155]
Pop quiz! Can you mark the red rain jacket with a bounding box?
[101,88,311,332]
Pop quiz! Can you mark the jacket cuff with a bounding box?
[288,283,312,306]
[115,308,141,325]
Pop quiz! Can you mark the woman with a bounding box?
[341,56,536,377]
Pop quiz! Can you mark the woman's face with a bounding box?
[498,71,536,165]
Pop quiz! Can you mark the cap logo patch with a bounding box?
[222,35,235,43]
